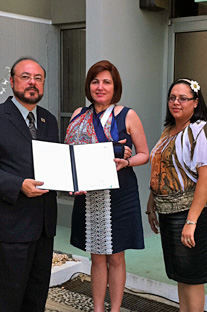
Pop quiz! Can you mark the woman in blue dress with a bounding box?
[65,60,149,312]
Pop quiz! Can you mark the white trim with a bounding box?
[171,15,207,24]
[125,272,179,306]
[0,10,52,24]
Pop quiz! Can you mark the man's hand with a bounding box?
[21,179,49,197]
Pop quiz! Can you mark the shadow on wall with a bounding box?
[57,197,74,228]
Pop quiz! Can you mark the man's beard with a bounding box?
[13,87,43,104]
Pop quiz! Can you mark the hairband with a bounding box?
[177,78,200,94]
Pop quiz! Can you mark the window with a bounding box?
[171,0,207,18]
[60,28,86,143]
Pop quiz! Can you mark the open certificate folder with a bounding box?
[32,140,119,192]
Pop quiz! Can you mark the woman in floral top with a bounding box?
[147,78,207,312]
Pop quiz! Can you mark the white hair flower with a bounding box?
[190,80,200,94]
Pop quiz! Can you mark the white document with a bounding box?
[32,141,73,192]
[32,140,119,192]
[73,143,119,191]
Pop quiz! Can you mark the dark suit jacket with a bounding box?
[0,96,59,242]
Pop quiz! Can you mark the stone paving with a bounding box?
[45,297,80,312]
[45,286,110,312]
[45,275,179,312]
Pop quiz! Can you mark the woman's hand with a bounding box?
[181,166,207,248]
[146,192,159,234]
[114,158,129,171]
[148,211,159,234]
[69,191,87,196]
[181,223,196,248]
[118,139,132,159]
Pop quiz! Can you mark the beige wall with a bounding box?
[0,0,52,19]
[51,0,85,24]
[0,0,86,23]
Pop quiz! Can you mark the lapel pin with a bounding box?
[41,118,45,123]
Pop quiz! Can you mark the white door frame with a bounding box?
[167,16,207,86]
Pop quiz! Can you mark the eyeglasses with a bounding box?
[168,96,195,104]
[14,74,44,84]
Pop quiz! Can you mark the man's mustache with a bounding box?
[25,87,39,92]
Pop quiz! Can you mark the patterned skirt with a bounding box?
[70,167,144,254]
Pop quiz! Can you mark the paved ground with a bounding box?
[45,299,81,311]
[45,275,179,312]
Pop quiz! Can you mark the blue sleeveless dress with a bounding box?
[70,107,144,254]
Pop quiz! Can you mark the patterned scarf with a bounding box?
[64,104,118,145]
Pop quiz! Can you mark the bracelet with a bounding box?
[186,220,197,225]
[145,209,156,215]
[125,158,130,167]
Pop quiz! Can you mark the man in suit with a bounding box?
[0,57,59,311]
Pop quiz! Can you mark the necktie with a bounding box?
[27,112,37,140]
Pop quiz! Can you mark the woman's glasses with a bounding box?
[168,96,195,104]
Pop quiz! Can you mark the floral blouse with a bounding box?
[150,120,207,213]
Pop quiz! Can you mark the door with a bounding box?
[167,18,207,103]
